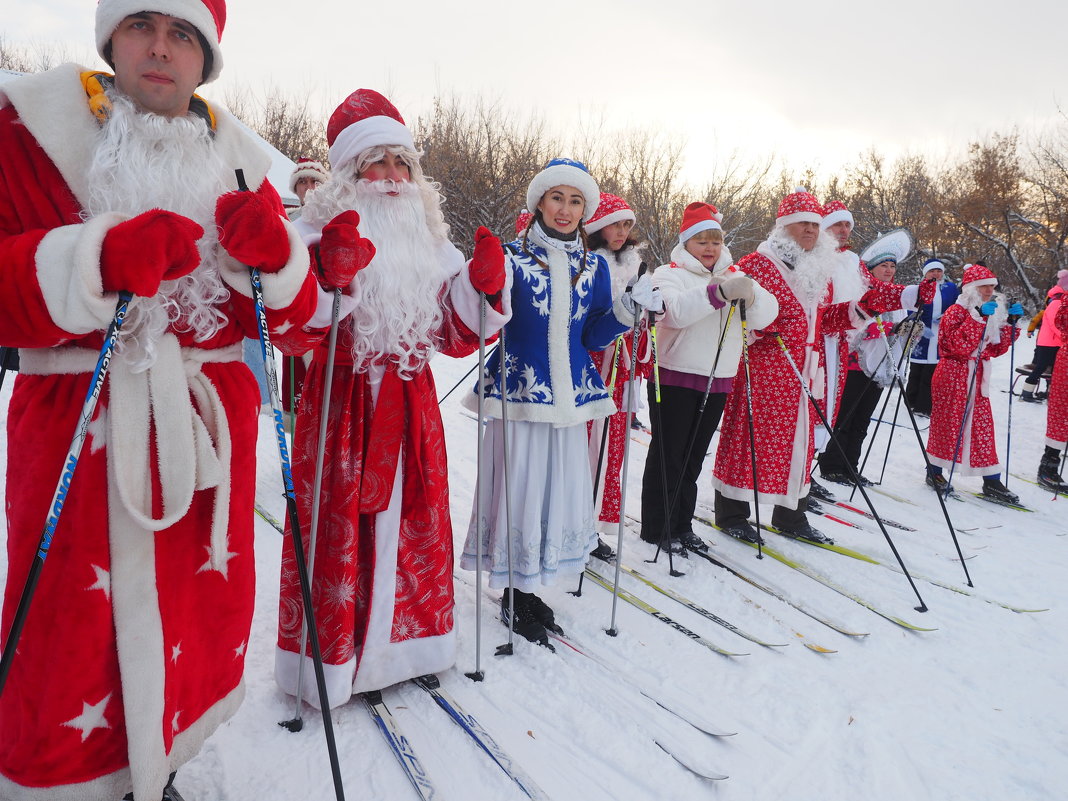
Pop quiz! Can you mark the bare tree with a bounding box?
[224,84,328,164]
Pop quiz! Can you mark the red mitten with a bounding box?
[100,209,203,297]
[469,226,506,295]
[215,189,290,272]
[317,210,376,289]
[918,277,937,306]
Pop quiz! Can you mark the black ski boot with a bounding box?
[525,593,564,636]
[777,519,835,545]
[1038,451,1068,493]
[678,531,708,552]
[1020,380,1041,402]
[806,496,823,512]
[501,590,550,646]
[926,471,952,497]
[981,478,1020,505]
[590,537,615,561]
[808,477,836,502]
[722,522,764,545]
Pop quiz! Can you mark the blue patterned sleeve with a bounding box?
[581,253,629,350]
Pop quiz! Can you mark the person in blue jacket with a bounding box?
[460,159,660,645]
[905,258,960,415]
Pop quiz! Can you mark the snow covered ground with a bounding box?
[2,343,1066,801]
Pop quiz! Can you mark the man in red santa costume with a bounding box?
[712,189,885,544]
[274,89,508,709]
[0,2,317,799]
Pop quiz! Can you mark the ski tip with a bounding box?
[802,642,838,654]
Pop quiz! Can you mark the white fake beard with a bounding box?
[304,178,448,377]
[84,93,230,371]
[959,285,1008,341]
[766,227,842,308]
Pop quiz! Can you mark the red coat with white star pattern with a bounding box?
[0,67,317,800]
[926,303,1018,475]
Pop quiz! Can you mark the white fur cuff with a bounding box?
[449,262,512,338]
[220,216,310,308]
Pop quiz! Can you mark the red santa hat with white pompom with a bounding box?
[288,158,329,193]
[96,0,227,83]
[326,89,415,173]
[776,187,824,227]
[961,262,998,288]
[820,199,854,230]
[585,193,636,235]
[678,201,723,244]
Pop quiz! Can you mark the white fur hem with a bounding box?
[449,262,511,339]
[926,455,1002,478]
[465,395,618,428]
[35,212,129,334]
[274,648,358,711]
[1046,436,1067,449]
[353,630,456,694]
[220,217,310,308]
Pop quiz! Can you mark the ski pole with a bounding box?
[0,292,132,696]
[0,346,13,394]
[591,338,623,512]
[772,333,929,612]
[871,314,972,586]
[876,380,905,485]
[608,273,656,635]
[291,288,341,718]
[438,357,485,406]
[466,294,489,681]
[1005,300,1018,490]
[739,302,764,560]
[946,347,983,495]
[234,171,345,801]
[495,322,517,656]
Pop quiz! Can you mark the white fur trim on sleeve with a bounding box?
[900,284,920,309]
[35,211,129,334]
[306,287,359,329]
[449,260,512,338]
[219,216,310,308]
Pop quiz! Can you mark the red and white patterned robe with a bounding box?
[712,245,866,508]
[926,303,1018,475]
[1046,300,1068,448]
[0,66,316,800]
[274,258,494,707]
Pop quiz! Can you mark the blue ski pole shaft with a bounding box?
[0,291,132,696]
[235,170,345,801]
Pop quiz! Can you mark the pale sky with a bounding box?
[8,0,1068,185]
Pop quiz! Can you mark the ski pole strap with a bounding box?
[606,337,623,393]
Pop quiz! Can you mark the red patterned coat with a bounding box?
[926,303,1018,475]
[1046,300,1068,448]
[274,252,497,707]
[713,244,865,508]
[0,67,316,800]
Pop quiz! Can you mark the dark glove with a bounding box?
[469,226,506,295]
[317,210,376,289]
[215,188,291,272]
[100,210,202,297]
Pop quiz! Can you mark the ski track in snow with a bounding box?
[3,345,1068,800]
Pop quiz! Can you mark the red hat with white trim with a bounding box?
[776,187,823,227]
[586,193,636,235]
[678,201,723,244]
[515,210,534,235]
[288,158,329,193]
[326,89,415,172]
[961,262,998,288]
[96,0,226,83]
[820,199,854,230]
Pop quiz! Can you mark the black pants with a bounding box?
[905,362,935,415]
[715,490,807,531]
[1025,345,1059,385]
[640,384,726,544]
[818,370,885,476]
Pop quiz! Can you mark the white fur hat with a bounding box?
[526,158,600,223]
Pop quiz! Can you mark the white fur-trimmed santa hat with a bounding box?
[820,199,854,231]
[326,89,415,173]
[776,187,823,227]
[289,158,329,192]
[586,193,636,234]
[96,0,226,83]
[526,158,600,222]
[678,201,723,244]
[961,262,998,288]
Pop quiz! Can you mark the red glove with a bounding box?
[316,210,376,290]
[469,226,506,295]
[215,189,290,272]
[918,277,937,306]
[100,210,203,297]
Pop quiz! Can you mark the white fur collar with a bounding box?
[668,241,734,278]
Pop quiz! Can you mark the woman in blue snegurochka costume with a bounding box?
[460,159,661,645]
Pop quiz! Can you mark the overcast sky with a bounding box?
[8,0,1068,185]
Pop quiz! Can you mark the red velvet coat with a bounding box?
[713,246,864,508]
[0,66,316,801]
[926,303,1018,475]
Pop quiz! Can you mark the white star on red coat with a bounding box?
[171,642,183,664]
[62,694,112,742]
[86,564,110,600]
[234,641,247,658]
[197,544,238,578]
[172,710,181,733]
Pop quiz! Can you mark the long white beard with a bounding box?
[766,227,842,308]
[303,178,449,377]
[84,93,230,371]
[959,286,1008,342]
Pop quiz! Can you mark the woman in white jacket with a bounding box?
[640,202,777,551]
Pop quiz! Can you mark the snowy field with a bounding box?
[2,342,1066,801]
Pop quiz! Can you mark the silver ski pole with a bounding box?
[466,294,488,681]
[496,322,516,656]
[292,287,342,715]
